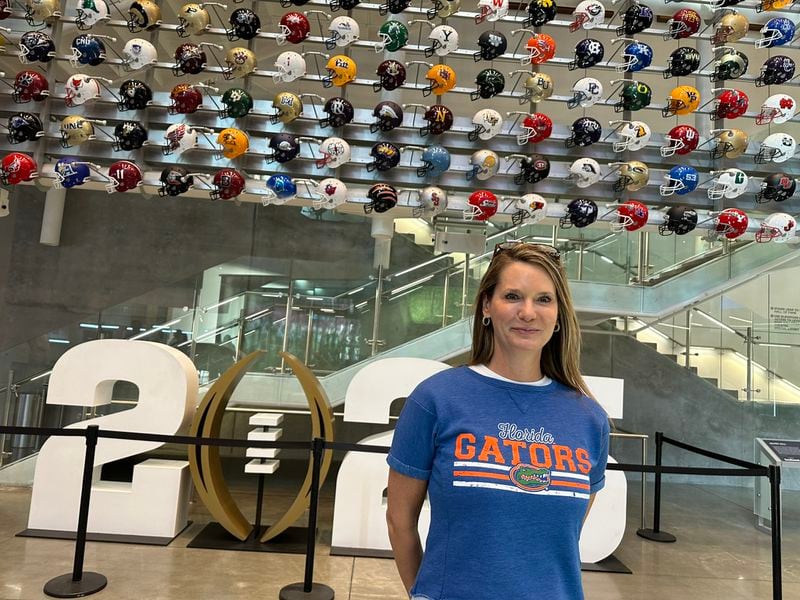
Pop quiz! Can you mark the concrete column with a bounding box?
[371,214,394,270]
[39,187,66,247]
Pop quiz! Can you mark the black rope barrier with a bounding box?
[661,434,764,470]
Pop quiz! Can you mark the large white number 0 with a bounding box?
[27,340,198,539]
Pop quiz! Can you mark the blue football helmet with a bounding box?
[660,166,699,196]
[266,174,297,200]
[70,34,107,67]
[54,157,91,189]
[417,145,451,178]
[757,18,795,49]
[620,41,653,73]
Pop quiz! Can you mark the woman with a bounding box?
[386,242,609,600]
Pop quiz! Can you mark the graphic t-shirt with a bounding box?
[387,366,609,600]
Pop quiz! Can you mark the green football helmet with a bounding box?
[470,68,505,101]
[219,88,253,119]
[711,50,749,82]
[377,20,409,52]
[614,81,651,113]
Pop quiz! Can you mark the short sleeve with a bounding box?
[387,396,438,481]
[589,417,610,494]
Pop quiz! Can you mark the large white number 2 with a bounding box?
[27,340,198,539]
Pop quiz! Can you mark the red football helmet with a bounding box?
[13,70,50,103]
[465,190,498,221]
[106,160,142,193]
[0,152,38,185]
[0,0,11,19]
[211,168,246,200]
[714,89,749,120]
[665,8,701,39]
[661,125,699,157]
[277,12,311,44]
[172,43,206,75]
[169,84,203,115]
[714,208,749,240]
[613,200,649,233]
[518,113,553,145]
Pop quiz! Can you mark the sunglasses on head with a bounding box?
[492,241,561,262]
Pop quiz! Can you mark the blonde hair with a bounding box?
[469,244,593,399]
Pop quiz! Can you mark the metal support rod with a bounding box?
[370,265,384,357]
[460,255,470,319]
[636,431,677,543]
[685,310,692,369]
[0,369,13,466]
[280,279,295,373]
[252,474,266,541]
[188,276,201,362]
[235,308,246,362]
[769,464,783,600]
[577,241,584,280]
[638,231,648,283]
[441,266,450,328]
[303,437,323,592]
[304,309,314,365]
[641,436,647,531]
[746,326,753,403]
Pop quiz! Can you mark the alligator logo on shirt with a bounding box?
[509,464,551,492]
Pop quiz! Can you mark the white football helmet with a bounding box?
[416,186,448,216]
[708,169,748,201]
[511,194,547,226]
[467,149,500,181]
[121,38,157,72]
[568,77,603,109]
[75,0,109,30]
[326,16,359,49]
[64,74,100,107]
[313,178,348,209]
[756,133,796,164]
[273,51,306,83]
[470,109,503,141]
[571,0,605,31]
[756,94,797,126]
[613,121,652,152]
[568,158,602,188]
[757,213,796,244]
[162,123,199,156]
[427,25,459,57]
[317,137,351,169]
[476,0,509,23]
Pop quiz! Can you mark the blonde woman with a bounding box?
[386,242,609,600]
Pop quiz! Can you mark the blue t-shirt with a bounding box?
[387,366,609,600]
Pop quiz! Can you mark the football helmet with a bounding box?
[421,105,453,136]
[614,161,649,192]
[525,0,557,28]
[426,24,458,57]
[416,186,447,216]
[471,68,505,101]
[612,200,649,233]
[270,91,302,124]
[757,17,795,49]
[663,85,700,117]
[324,55,357,88]
[227,8,260,41]
[617,3,652,36]
[469,108,503,142]
[660,166,699,196]
[7,112,43,145]
[615,82,651,113]
[12,71,49,103]
[117,79,152,111]
[76,0,110,30]
[326,16,359,49]
[708,169,748,201]
[664,47,700,79]
[569,38,604,70]
[620,41,653,73]
[365,183,398,214]
[106,160,143,194]
[466,150,500,181]
[25,0,61,26]
[220,88,254,119]
[320,97,354,128]
[570,0,604,32]
[464,190,498,222]
[711,129,749,159]
[313,178,348,210]
[613,121,651,153]
[265,175,297,204]
[664,8,700,40]
[367,142,401,173]
[113,121,148,151]
[712,208,749,240]
[215,128,249,160]
[53,157,91,189]
[267,133,301,163]
[474,31,507,62]
[18,31,56,64]
[210,168,246,201]
[758,0,792,11]
[661,125,700,157]
[121,39,158,72]
[371,101,404,133]
[64,74,100,108]
[476,0,508,23]
[223,47,257,80]
[374,59,406,92]
[711,50,749,82]
[522,73,553,104]
[757,94,796,126]
[524,33,556,65]
[565,117,601,148]
[317,137,351,169]
[757,173,796,203]
[514,155,550,185]
[59,115,94,147]
[381,0,411,15]
[177,3,210,37]
[756,133,796,164]
[559,199,598,229]
[658,206,698,236]
[162,123,199,157]
[568,158,602,189]
[567,77,602,109]
[416,145,450,178]
[277,11,311,44]
[376,20,409,52]
[757,213,796,243]
[756,55,795,87]
[517,113,553,145]
[159,167,193,197]
[0,153,37,185]
[127,0,161,32]
[511,194,547,226]
[70,34,107,67]
[712,13,749,45]
[712,89,749,120]
[274,51,306,83]
[424,65,456,96]
[172,43,207,76]
[427,0,460,19]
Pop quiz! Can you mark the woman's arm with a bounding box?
[386,468,429,595]
[582,493,596,529]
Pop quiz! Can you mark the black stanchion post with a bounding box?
[279,437,335,600]
[769,465,783,600]
[637,431,677,543]
[43,425,108,598]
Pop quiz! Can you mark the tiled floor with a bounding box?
[1,480,798,599]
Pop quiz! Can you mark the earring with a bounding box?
[482,316,491,326]
[554,322,561,332]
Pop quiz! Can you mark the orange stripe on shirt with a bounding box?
[551,480,591,491]
[453,470,510,481]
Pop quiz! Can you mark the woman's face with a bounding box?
[483,260,559,365]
